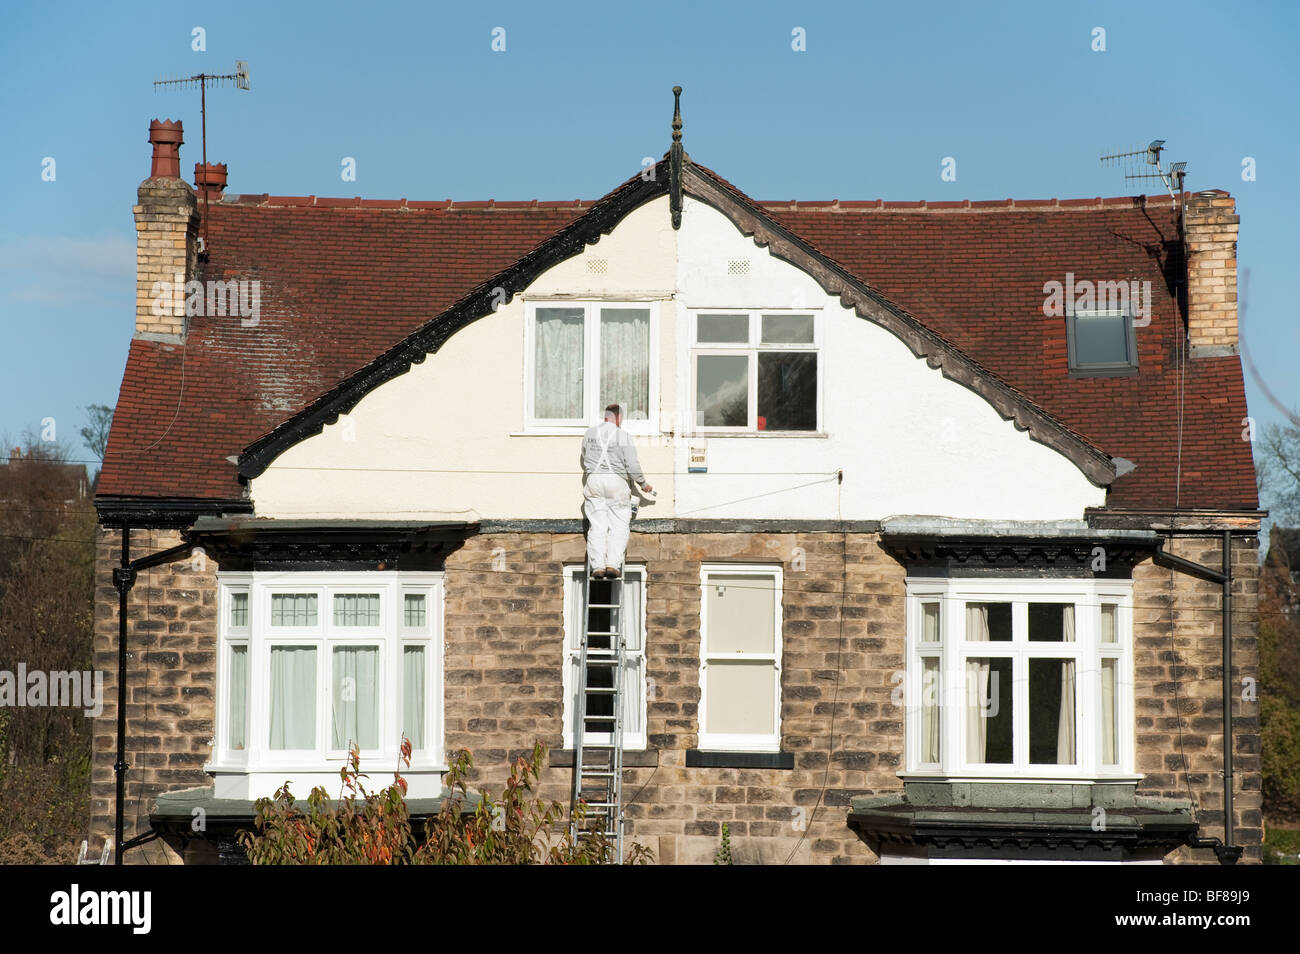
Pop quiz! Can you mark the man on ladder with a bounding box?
[581,403,652,578]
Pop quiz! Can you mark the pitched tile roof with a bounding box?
[97,169,1257,513]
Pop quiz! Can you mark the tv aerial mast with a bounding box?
[153,61,251,256]
[1099,139,1187,203]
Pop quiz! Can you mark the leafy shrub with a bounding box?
[240,738,654,865]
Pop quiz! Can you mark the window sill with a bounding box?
[685,750,794,769]
[684,431,828,439]
[511,428,659,437]
[897,771,1143,784]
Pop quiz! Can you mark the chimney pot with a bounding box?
[195,162,228,200]
[148,119,184,179]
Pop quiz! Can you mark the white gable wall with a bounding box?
[673,197,1105,520]
[249,194,1106,521]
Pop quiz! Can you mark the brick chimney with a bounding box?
[195,162,228,201]
[134,120,199,339]
[1184,190,1239,357]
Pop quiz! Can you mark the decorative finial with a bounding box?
[669,86,684,231]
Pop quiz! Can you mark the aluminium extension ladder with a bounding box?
[569,555,627,863]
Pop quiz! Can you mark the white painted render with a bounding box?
[250,194,1106,521]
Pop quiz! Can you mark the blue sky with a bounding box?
[2,0,1296,490]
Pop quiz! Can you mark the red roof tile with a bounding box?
[97,173,1257,513]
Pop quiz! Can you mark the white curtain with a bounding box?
[535,309,584,419]
[600,309,650,421]
[1101,659,1117,765]
[619,573,644,738]
[332,646,379,750]
[1056,606,1076,764]
[403,646,425,750]
[921,658,940,763]
[965,604,990,763]
[229,645,248,751]
[269,646,317,749]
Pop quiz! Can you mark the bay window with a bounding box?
[905,578,1133,778]
[213,571,442,795]
[527,301,657,430]
[692,312,819,432]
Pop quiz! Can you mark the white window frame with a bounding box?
[689,310,821,434]
[210,570,444,777]
[562,564,647,751]
[902,576,1136,782]
[698,564,783,753]
[524,300,660,434]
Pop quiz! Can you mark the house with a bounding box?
[89,97,1262,864]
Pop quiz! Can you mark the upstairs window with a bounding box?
[1067,308,1139,376]
[527,302,656,430]
[692,312,819,432]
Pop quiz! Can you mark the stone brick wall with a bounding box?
[443,530,905,865]
[86,524,1260,864]
[87,527,216,864]
[1133,534,1262,863]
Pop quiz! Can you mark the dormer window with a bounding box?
[1067,308,1139,376]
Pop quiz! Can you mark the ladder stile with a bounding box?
[569,553,627,863]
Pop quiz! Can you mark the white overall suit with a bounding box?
[580,420,646,572]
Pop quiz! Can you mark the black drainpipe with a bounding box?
[109,525,196,865]
[1152,529,1243,865]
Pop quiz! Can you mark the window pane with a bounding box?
[332,646,380,750]
[1101,603,1118,644]
[229,592,248,628]
[403,646,426,750]
[761,314,814,343]
[921,656,940,763]
[229,645,247,751]
[333,593,380,627]
[535,307,585,419]
[404,593,426,628]
[966,602,1011,642]
[600,308,650,422]
[966,657,1012,763]
[1029,658,1075,764]
[269,646,316,749]
[757,352,817,431]
[271,593,317,627]
[921,602,941,643]
[706,660,775,735]
[698,314,749,343]
[1074,312,1129,365]
[696,354,749,427]
[1100,658,1118,765]
[1028,603,1075,642]
[706,574,776,654]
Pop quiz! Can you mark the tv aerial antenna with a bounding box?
[153,61,251,256]
[1099,139,1187,203]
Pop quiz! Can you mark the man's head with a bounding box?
[604,403,622,426]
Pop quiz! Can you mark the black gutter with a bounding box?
[1152,529,1244,865]
[110,527,196,864]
